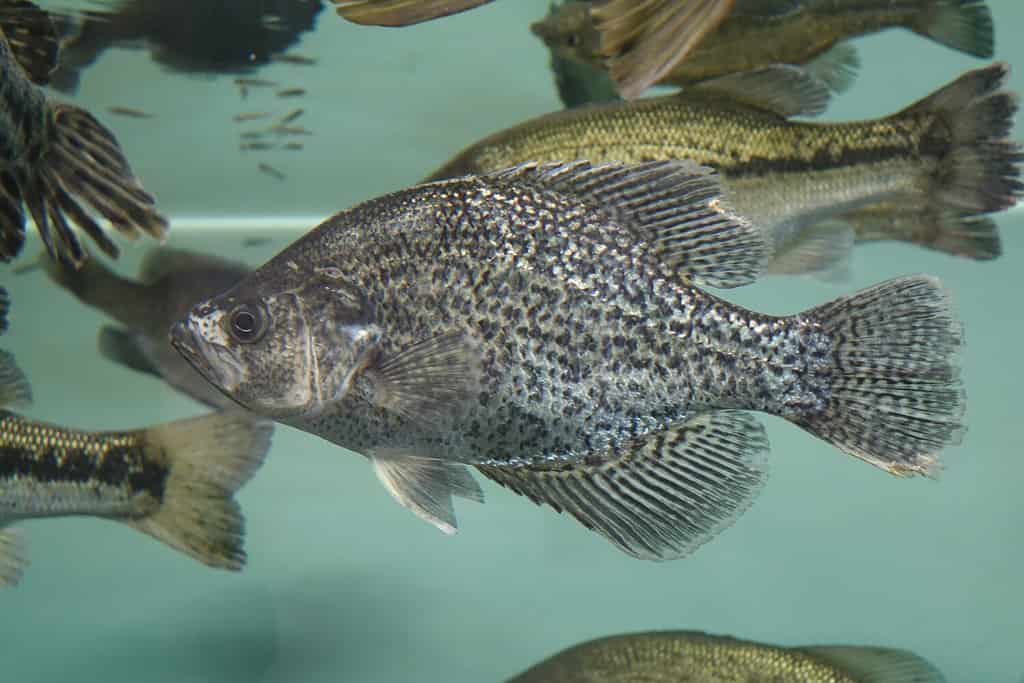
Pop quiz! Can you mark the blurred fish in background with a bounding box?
[506,631,947,683]
[533,0,994,108]
[49,0,325,93]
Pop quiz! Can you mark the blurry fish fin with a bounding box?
[898,62,1022,214]
[0,171,26,263]
[29,103,168,269]
[333,0,493,26]
[844,203,1001,261]
[367,331,481,424]
[550,50,620,109]
[127,413,272,570]
[794,276,964,478]
[372,456,484,535]
[731,0,800,17]
[0,286,8,334]
[690,65,830,117]
[493,160,767,288]
[98,326,163,378]
[0,0,60,85]
[0,528,27,587]
[804,42,860,94]
[478,411,769,560]
[767,221,854,279]
[799,646,945,683]
[593,0,735,99]
[138,246,249,284]
[0,350,32,409]
[913,0,993,59]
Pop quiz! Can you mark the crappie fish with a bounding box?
[172,161,964,560]
[49,0,324,94]
[43,246,253,410]
[334,0,734,99]
[0,0,166,269]
[507,631,945,683]
[533,0,993,105]
[428,63,1021,269]
[0,287,271,586]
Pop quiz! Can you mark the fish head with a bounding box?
[529,1,601,61]
[171,266,382,420]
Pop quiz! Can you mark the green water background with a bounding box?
[1,1,1023,681]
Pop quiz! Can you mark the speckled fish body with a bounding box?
[428,63,1020,264]
[507,631,945,683]
[174,161,964,559]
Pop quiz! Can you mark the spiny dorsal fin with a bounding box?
[689,64,830,117]
[0,0,60,85]
[477,411,769,560]
[138,246,250,284]
[489,160,768,289]
[798,646,946,683]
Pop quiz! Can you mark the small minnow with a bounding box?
[107,106,155,119]
[284,142,304,151]
[276,87,306,98]
[172,160,965,558]
[272,124,312,136]
[257,163,285,180]
[271,53,317,65]
[241,142,274,151]
[240,131,268,140]
[279,108,304,124]
[232,112,272,122]
[234,77,277,87]
[243,237,273,247]
[0,287,272,586]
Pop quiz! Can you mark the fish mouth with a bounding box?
[170,321,218,381]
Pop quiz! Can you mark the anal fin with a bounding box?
[373,456,484,535]
[477,411,769,560]
[0,527,27,587]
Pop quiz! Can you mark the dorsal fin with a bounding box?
[689,64,831,117]
[138,246,250,284]
[798,646,946,683]
[488,160,768,289]
[0,0,60,85]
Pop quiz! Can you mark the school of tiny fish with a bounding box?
[1,0,1021,680]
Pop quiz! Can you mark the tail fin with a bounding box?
[900,62,1022,214]
[844,202,1001,260]
[20,103,167,269]
[913,0,994,59]
[791,276,964,477]
[128,412,272,570]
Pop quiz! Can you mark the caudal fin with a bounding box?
[128,412,272,570]
[7,103,168,269]
[844,201,1001,261]
[901,63,1022,215]
[791,276,964,477]
[912,0,994,59]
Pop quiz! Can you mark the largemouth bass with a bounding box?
[507,631,945,683]
[0,0,166,268]
[428,63,1021,267]
[0,287,271,586]
[44,246,253,410]
[533,0,993,103]
[171,161,964,559]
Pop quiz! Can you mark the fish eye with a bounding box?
[566,34,580,47]
[229,304,266,344]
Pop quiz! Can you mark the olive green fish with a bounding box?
[0,0,166,269]
[42,246,254,410]
[334,0,734,99]
[172,161,964,559]
[508,631,945,683]
[428,63,1021,269]
[533,0,993,107]
[0,287,271,586]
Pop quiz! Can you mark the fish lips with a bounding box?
[170,321,240,392]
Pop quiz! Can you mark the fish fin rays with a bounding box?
[797,646,946,683]
[488,161,768,288]
[333,0,493,26]
[0,350,32,409]
[0,0,60,85]
[372,455,484,535]
[0,171,26,262]
[98,326,164,378]
[0,286,8,334]
[844,203,1001,261]
[766,220,854,279]
[0,527,28,587]
[477,411,769,560]
[127,412,272,570]
[912,0,993,59]
[367,331,482,424]
[803,42,860,95]
[690,64,830,118]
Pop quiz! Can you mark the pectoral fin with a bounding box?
[477,411,769,560]
[98,326,163,378]
[0,0,60,85]
[373,455,484,535]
